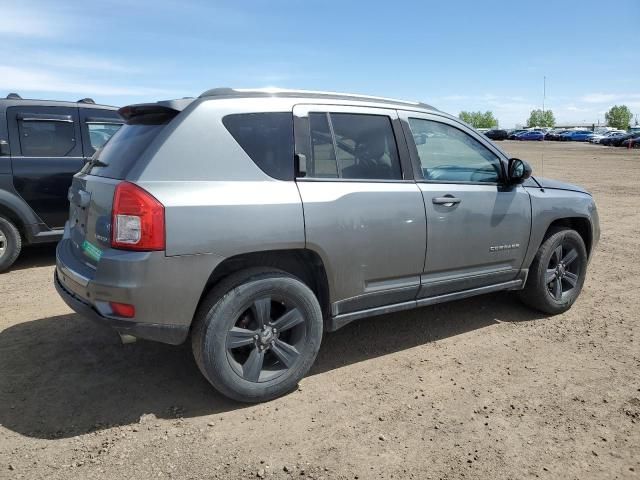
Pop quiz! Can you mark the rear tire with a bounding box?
[0,216,21,273]
[192,268,323,402]
[518,228,588,315]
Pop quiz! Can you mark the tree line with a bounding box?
[458,105,635,130]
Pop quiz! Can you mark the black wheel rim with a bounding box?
[225,295,307,383]
[546,242,582,301]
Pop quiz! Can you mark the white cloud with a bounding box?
[0,3,68,38]
[31,52,135,73]
[0,66,179,97]
[581,93,640,103]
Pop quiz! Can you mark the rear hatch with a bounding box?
[66,102,184,268]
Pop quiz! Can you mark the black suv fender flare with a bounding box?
[0,186,41,236]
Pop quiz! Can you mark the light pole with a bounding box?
[542,76,546,116]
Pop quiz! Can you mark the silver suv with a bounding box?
[55,88,600,402]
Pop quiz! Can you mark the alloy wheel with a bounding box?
[546,242,581,301]
[225,295,307,383]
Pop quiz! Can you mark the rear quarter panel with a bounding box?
[133,98,305,257]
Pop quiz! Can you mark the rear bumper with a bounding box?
[55,270,188,344]
[54,234,223,345]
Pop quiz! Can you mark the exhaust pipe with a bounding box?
[119,333,137,344]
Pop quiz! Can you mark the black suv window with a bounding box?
[87,122,122,151]
[408,118,502,183]
[223,112,294,181]
[18,118,76,157]
[308,113,402,180]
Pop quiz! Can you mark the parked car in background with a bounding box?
[0,93,123,272]
[517,130,544,141]
[559,130,594,142]
[54,87,599,402]
[619,133,640,148]
[484,129,508,141]
[545,129,568,141]
[589,131,627,144]
[601,132,638,147]
[508,129,527,139]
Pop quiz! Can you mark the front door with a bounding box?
[7,106,83,229]
[400,112,532,297]
[293,105,426,316]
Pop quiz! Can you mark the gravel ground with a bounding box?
[0,141,638,480]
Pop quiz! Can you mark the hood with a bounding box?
[527,176,591,195]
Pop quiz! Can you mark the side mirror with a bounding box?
[0,140,9,156]
[507,158,532,184]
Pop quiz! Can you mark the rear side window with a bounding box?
[18,119,76,157]
[223,112,294,180]
[307,113,402,180]
[86,114,171,179]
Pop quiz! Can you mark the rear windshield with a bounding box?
[85,112,174,179]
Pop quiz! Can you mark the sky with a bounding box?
[1,0,638,128]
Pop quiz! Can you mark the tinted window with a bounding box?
[408,118,502,183]
[87,123,122,151]
[18,120,75,157]
[86,121,166,179]
[307,113,402,180]
[223,112,294,180]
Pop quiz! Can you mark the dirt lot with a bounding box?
[0,141,638,480]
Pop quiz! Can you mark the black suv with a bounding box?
[0,93,122,271]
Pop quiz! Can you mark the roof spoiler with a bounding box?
[118,99,194,121]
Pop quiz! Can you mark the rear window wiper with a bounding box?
[85,147,108,168]
[81,155,108,174]
[88,158,109,167]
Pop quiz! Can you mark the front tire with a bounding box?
[192,268,323,402]
[0,216,21,273]
[519,228,588,315]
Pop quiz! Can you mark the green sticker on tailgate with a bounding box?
[82,240,103,262]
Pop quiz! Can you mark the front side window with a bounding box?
[223,112,294,180]
[18,120,75,157]
[307,113,402,180]
[87,123,122,151]
[408,118,502,183]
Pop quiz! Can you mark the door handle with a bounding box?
[432,196,461,206]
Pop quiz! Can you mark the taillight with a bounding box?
[111,182,165,251]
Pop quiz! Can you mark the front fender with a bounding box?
[524,186,599,267]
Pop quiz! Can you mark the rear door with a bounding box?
[7,106,83,228]
[400,111,532,297]
[293,104,426,316]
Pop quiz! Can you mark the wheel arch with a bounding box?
[0,198,28,240]
[544,217,593,257]
[195,248,331,329]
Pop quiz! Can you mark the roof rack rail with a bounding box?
[198,87,437,110]
[6,93,22,100]
[78,97,95,104]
